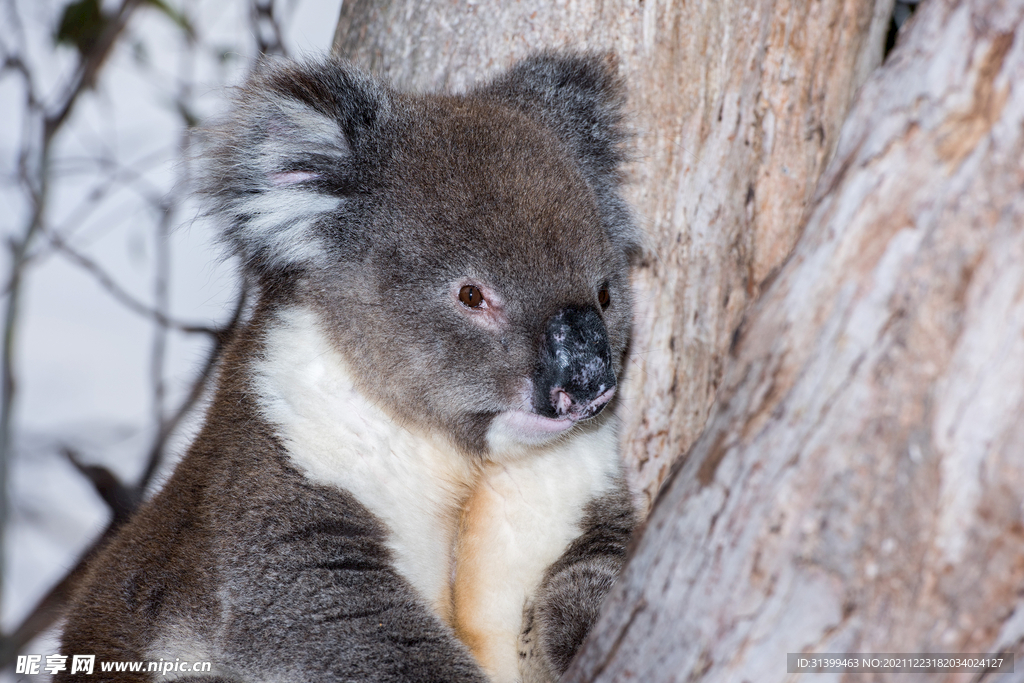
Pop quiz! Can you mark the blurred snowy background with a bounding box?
[0,0,340,677]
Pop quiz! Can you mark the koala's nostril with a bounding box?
[549,385,615,420]
[552,389,573,417]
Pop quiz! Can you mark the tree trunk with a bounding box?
[331,1,1024,680]
[332,0,894,509]
[563,0,1024,680]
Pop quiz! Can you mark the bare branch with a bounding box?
[44,0,144,141]
[251,0,288,57]
[0,520,123,669]
[0,282,246,667]
[45,231,222,338]
[63,448,140,525]
[139,283,247,491]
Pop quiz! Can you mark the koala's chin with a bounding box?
[58,51,639,683]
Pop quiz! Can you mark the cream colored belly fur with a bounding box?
[254,307,620,682]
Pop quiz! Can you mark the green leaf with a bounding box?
[55,0,108,57]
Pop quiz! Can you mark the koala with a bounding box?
[58,51,638,683]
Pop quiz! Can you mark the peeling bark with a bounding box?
[564,0,1024,680]
[333,0,894,509]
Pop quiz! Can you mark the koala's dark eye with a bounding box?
[459,285,485,308]
[598,286,611,310]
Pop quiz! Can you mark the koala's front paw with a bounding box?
[519,562,616,683]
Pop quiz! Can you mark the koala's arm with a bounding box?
[519,483,635,683]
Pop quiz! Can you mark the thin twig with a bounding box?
[63,447,140,526]
[251,0,288,57]
[0,519,124,668]
[44,0,144,140]
[139,284,246,491]
[46,231,222,338]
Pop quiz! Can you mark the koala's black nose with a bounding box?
[533,306,617,420]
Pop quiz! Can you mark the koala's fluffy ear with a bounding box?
[477,52,639,259]
[201,58,390,274]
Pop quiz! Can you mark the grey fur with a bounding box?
[59,53,637,682]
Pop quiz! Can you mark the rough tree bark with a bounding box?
[332,0,894,509]
[564,0,1024,680]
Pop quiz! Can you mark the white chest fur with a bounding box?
[253,306,622,681]
[453,424,620,682]
[254,306,477,619]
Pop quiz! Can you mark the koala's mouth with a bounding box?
[486,385,616,450]
[502,410,579,437]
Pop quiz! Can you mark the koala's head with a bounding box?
[204,53,639,458]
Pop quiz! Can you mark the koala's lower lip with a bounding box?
[501,410,578,437]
